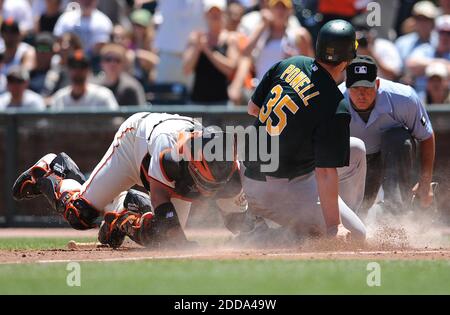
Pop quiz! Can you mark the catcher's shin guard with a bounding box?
[12,152,86,201]
[38,175,100,230]
[98,189,152,248]
[98,212,127,248]
[110,203,188,248]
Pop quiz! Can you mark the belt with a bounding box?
[244,167,267,182]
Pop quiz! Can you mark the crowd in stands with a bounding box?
[0,0,449,111]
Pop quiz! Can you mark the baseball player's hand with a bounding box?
[327,224,351,242]
[412,182,434,208]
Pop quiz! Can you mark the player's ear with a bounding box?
[375,78,380,89]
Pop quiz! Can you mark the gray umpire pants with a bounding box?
[361,127,417,214]
[241,137,367,239]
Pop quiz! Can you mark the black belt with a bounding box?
[244,167,267,182]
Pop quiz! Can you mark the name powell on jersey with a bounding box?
[280,64,320,107]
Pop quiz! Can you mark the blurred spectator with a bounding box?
[154,0,205,86]
[51,50,118,109]
[98,0,132,25]
[32,0,69,19]
[354,16,402,80]
[135,0,158,15]
[0,46,6,94]
[0,0,34,34]
[239,0,301,37]
[112,24,131,48]
[0,66,46,110]
[318,0,366,25]
[45,32,84,96]
[227,1,254,105]
[184,0,239,104]
[395,1,439,62]
[395,0,419,37]
[440,0,450,15]
[243,0,314,80]
[0,18,36,76]
[406,15,450,94]
[36,0,64,33]
[29,33,57,96]
[53,0,113,57]
[128,9,159,89]
[424,62,450,104]
[226,1,246,32]
[95,43,147,106]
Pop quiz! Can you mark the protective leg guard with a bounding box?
[37,175,100,230]
[123,203,190,248]
[98,189,152,248]
[12,152,86,201]
[117,211,155,247]
[98,212,127,249]
[60,194,101,230]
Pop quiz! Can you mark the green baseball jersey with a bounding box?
[246,56,351,178]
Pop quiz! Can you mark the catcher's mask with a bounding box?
[177,127,238,196]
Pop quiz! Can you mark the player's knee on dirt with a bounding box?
[221,211,260,234]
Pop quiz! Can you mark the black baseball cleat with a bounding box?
[12,153,57,201]
[98,212,128,249]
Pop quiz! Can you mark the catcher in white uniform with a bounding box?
[12,113,255,248]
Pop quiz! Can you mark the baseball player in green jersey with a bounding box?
[244,20,367,242]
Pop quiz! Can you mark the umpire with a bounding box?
[339,55,435,214]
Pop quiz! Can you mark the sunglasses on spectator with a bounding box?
[102,55,122,63]
[439,30,450,36]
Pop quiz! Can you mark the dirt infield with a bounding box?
[1,228,450,264]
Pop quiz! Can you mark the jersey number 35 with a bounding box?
[259,85,299,136]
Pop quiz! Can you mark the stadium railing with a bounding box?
[0,105,449,227]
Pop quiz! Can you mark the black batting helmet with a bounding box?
[316,19,357,64]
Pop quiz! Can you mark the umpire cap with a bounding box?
[316,19,357,64]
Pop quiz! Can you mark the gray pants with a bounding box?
[362,127,417,214]
[241,137,367,239]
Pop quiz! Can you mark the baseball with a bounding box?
[67,240,77,250]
